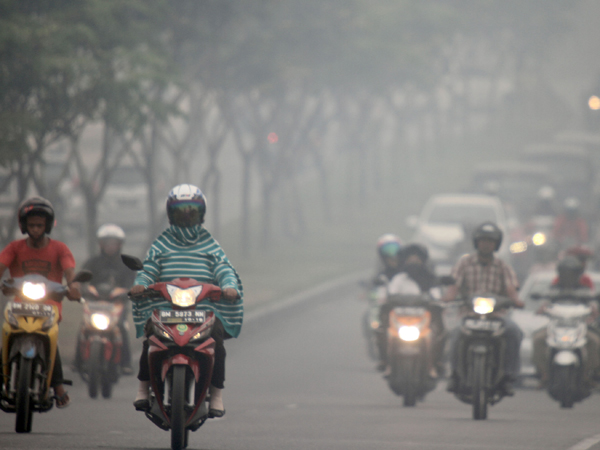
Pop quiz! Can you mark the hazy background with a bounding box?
[2,0,600,310]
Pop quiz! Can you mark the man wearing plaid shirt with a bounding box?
[443,222,524,395]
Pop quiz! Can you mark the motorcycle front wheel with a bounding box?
[171,365,188,450]
[472,353,488,420]
[15,356,33,433]
[401,357,418,407]
[88,341,102,399]
[554,365,575,408]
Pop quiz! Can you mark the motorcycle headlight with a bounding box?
[41,311,57,331]
[191,328,211,341]
[159,329,172,340]
[167,285,203,307]
[398,326,420,342]
[473,297,496,315]
[91,313,110,331]
[22,282,46,301]
[532,232,546,246]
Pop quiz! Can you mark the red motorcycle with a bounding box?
[123,255,221,450]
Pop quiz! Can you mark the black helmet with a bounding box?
[18,197,55,234]
[401,243,429,264]
[557,255,584,280]
[472,221,503,251]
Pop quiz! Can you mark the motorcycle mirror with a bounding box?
[73,270,93,283]
[121,254,144,271]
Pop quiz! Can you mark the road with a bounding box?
[1,281,600,450]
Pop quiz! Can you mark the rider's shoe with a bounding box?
[208,385,225,418]
[134,381,150,411]
[502,376,516,397]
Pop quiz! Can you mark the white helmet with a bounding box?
[97,224,126,241]
[166,184,207,227]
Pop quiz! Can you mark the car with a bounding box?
[467,161,555,220]
[407,193,511,274]
[520,143,594,211]
[511,269,600,379]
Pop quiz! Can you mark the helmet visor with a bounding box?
[380,242,401,258]
[169,201,203,227]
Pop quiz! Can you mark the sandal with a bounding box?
[54,391,70,409]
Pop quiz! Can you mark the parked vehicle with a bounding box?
[385,294,437,406]
[123,255,222,450]
[0,271,91,433]
[452,295,513,420]
[76,283,126,399]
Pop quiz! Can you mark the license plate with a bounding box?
[10,302,53,318]
[393,307,426,316]
[464,318,503,331]
[159,310,205,324]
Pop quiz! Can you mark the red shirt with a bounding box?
[0,239,76,319]
[551,274,594,290]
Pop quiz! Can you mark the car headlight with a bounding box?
[398,326,420,341]
[167,285,203,307]
[91,313,110,331]
[22,282,46,300]
[473,297,496,315]
[532,232,546,246]
[509,241,527,254]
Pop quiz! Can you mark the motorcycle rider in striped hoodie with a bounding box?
[129,184,243,418]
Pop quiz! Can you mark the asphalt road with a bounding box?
[2,281,600,450]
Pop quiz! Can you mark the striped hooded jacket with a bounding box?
[132,225,243,339]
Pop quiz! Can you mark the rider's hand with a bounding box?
[66,282,81,301]
[1,278,13,296]
[129,284,146,296]
[222,288,239,301]
[87,285,99,297]
[110,287,128,298]
[513,298,525,309]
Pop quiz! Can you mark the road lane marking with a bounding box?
[569,434,600,450]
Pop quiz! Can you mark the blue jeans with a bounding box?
[450,317,523,378]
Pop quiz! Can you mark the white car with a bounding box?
[408,194,510,274]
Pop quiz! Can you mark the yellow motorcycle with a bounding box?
[0,271,91,433]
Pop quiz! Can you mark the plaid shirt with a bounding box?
[451,253,519,299]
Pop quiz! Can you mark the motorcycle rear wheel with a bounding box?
[171,366,187,450]
[472,353,488,420]
[88,341,102,399]
[15,356,33,433]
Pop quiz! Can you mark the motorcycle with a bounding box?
[0,271,91,433]
[385,293,437,406]
[123,255,222,450]
[534,289,595,408]
[76,283,126,399]
[453,295,513,420]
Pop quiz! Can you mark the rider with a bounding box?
[387,243,446,377]
[0,197,81,408]
[371,234,403,371]
[443,221,524,395]
[74,224,135,374]
[129,184,243,418]
[553,198,588,247]
[532,256,600,387]
[374,234,404,282]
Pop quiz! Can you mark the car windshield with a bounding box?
[427,204,498,225]
[109,167,144,186]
